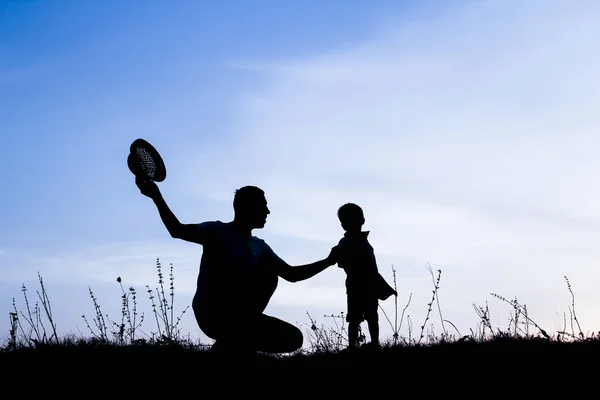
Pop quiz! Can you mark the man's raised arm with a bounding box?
[136,178,203,244]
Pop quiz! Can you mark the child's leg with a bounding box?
[366,318,379,347]
[348,321,359,348]
[346,293,361,348]
[365,296,380,346]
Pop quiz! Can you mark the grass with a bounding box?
[3,257,600,370]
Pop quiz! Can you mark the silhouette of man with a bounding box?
[335,203,396,350]
[136,180,337,354]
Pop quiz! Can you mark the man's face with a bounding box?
[246,194,270,229]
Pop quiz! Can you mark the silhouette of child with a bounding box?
[335,203,397,349]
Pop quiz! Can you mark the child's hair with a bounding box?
[337,203,365,225]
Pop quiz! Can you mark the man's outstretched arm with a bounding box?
[136,178,203,244]
[275,246,338,283]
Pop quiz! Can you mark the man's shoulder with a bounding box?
[248,235,284,264]
[195,220,228,236]
[249,235,272,252]
[197,220,226,227]
[249,233,266,243]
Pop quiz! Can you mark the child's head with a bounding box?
[337,203,365,233]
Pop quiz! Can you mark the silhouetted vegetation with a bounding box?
[3,258,600,368]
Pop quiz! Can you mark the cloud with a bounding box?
[1,241,198,288]
[5,0,599,342]
[175,0,600,335]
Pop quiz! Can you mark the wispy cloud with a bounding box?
[175,0,600,335]
[1,241,198,289]
[4,0,600,342]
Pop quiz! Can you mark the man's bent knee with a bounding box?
[274,326,303,353]
[252,273,278,313]
[256,316,304,353]
[290,326,304,351]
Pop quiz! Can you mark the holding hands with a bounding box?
[326,245,339,266]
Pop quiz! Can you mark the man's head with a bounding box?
[233,186,270,230]
[337,203,365,233]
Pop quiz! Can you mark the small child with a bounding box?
[335,203,397,349]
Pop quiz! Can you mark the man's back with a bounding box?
[193,221,281,307]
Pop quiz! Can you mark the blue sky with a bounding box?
[2,0,600,348]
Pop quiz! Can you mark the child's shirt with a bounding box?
[336,231,379,295]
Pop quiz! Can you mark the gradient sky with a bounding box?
[2,0,600,348]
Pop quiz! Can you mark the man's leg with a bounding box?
[251,269,279,314]
[194,272,289,354]
[251,314,303,353]
[236,270,302,353]
[193,296,251,354]
[199,310,302,354]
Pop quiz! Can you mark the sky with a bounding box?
[2,0,600,349]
